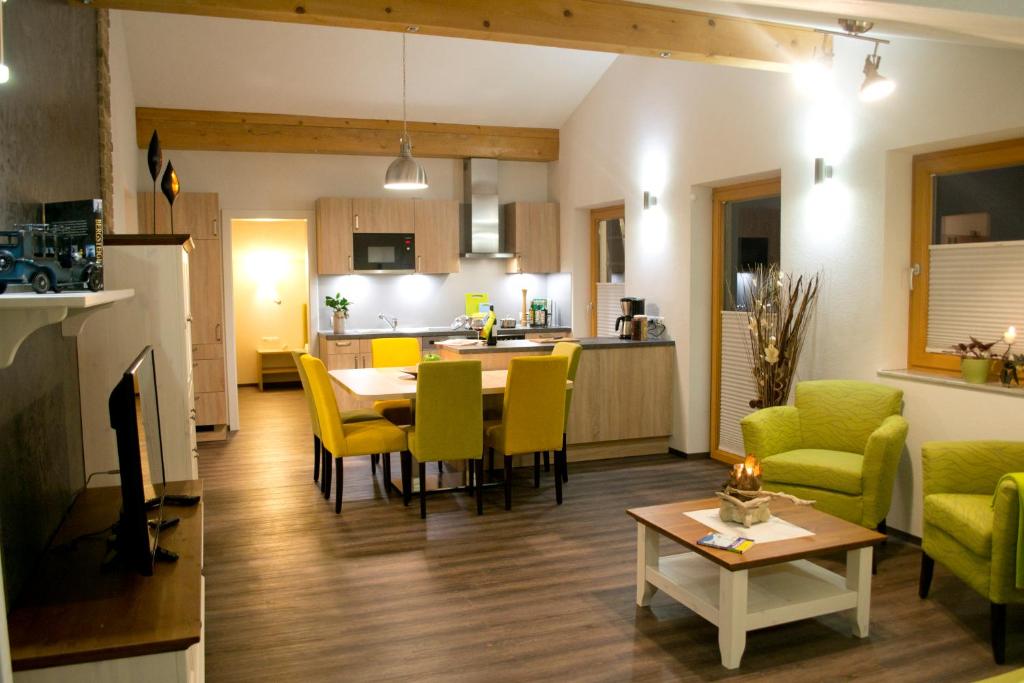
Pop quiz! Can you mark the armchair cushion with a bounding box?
[924,493,994,557]
[762,449,863,495]
[795,380,903,454]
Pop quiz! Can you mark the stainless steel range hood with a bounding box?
[461,158,512,258]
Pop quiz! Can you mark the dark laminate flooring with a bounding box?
[197,387,1014,682]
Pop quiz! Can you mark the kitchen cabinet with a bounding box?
[351,198,414,234]
[316,197,353,275]
[138,192,220,239]
[413,199,460,274]
[505,201,560,274]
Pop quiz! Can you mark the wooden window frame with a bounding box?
[710,177,781,465]
[908,137,1024,373]
[589,205,626,336]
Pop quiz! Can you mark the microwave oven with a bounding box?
[353,233,415,273]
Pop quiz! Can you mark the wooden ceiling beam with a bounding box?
[80,0,824,72]
[135,108,560,161]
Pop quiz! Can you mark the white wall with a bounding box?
[109,11,138,234]
[555,39,1024,534]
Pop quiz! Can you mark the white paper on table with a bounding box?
[684,507,815,543]
[436,339,481,347]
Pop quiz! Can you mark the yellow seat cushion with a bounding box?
[924,493,993,557]
[340,408,382,423]
[762,449,864,495]
[373,399,413,426]
[340,419,408,457]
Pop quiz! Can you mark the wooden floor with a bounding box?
[198,387,1015,682]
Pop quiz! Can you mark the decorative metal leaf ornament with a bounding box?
[147,130,163,182]
[160,161,180,207]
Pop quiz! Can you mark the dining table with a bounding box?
[327,366,573,496]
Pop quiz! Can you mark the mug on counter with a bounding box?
[632,315,648,340]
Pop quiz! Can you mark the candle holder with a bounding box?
[716,454,815,527]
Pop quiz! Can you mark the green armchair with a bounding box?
[740,380,908,530]
[919,441,1024,664]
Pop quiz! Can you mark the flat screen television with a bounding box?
[108,346,167,575]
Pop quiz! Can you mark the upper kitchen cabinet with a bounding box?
[505,201,560,274]
[351,198,414,233]
[413,199,460,274]
[138,192,220,239]
[316,198,354,275]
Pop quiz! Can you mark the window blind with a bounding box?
[719,310,757,456]
[596,282,625,337]
[926,241,1024,353]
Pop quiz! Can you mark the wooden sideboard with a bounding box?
[8,481,205,683]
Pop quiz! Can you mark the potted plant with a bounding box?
[951,336,997,384]
[325,293,351,334]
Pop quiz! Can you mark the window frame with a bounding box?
[908,137,1024,373]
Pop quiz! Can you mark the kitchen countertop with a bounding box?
[321,326,571,340]
[439,337,674,353]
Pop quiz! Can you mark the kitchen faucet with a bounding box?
[378,313,398,331]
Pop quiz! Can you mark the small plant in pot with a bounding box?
[952,336,997,384]
[326,293,351,334]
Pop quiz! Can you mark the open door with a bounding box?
[589,205,626,336]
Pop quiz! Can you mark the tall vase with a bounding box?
[332,312,346,334]
[960,357,991,384]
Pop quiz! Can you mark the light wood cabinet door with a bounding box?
[189,239,225,346]
[351,198,414,233]
[414,199,460,274]
[194,358,226,393]
[505,201,560,274]
[316,198,353,275]
[138,192,219,239]
[195,391,228,425]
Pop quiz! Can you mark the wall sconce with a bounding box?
[0,0,10,85]
[814,158,833,184]
[643,191,658,209]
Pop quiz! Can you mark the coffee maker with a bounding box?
[615,297,645,339]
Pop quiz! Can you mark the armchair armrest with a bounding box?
[740,406,801,459]
[990,475,1024,602]
[860,415,909,528]
[923,441,1024,496]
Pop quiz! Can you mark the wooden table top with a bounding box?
[329,366,571,401]
[627,497,885,571]
[7,480,204,671]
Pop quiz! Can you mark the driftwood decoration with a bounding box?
[716,487,816,528]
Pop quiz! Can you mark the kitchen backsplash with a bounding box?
[316,259,571,331]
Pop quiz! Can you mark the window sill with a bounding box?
[877,368,1024,399]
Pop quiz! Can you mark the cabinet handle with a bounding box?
[354,214,360,231]
[215,323,222,341]
[417,255,422,272]
[212,218,218,237]
[334,341,352,347]
[187,315,193,323]
[348,255,353,272]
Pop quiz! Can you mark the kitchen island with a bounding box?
[440,337,675,461]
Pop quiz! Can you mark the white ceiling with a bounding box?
[119,12,617,129]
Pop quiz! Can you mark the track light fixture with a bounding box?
[798,18,896,102]
[860,43,895,102]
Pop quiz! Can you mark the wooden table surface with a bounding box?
[627,497,885,571]
[7,480,204,671]
[329,366,571,400]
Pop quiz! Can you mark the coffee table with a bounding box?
[627,498,885,669]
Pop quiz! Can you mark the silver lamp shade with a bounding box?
[384,138,428,190]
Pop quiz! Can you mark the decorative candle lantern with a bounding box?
[727,454,763,493]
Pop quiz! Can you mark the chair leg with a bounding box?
[476,458,484,515]
[322,449,332,500]
[438,461,443,475]
[504,455,513,511]
[313,435,321,482]
[544,452,550,472]
[383,453,392,494]
[371,453,378,475]
[401,451,412,506]
[489,447,495,480]
[335,458,344,514]
[562,433,568,483]
[419,461,427,520]
[992,602,1007,665]
[467,459,475,494]
[877,518,887,547]
[554,450,564,505]
[919,552,934,599]
[534,452,541,488]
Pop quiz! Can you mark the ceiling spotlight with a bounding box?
[860,45,895,102]
[793,34,834,93]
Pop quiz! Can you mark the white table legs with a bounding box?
[636,523,659,607]
[846,547,872,638]
[718,567,748,669]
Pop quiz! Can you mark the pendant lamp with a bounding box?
[384,32,427,190]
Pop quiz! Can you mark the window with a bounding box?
[909,138,1024,373]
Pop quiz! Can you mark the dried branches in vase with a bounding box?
[743,264,821,410]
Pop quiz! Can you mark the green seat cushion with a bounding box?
[924,493,993,557]
[762,449,864,495]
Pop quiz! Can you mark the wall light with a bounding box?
[643,191,658,209]
[814,158,833,184]
[0,0,10,85]
[860,44,896,102]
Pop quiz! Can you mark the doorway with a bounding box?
[230,218,310,392]
[710,179,781,464]
[590,205,626,336]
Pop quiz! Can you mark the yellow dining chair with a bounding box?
[291,351,380,485]
[371,337,421,426]
[401,360,484,519]
[486,355,568,510]
[548,342,582,483]
[300,355,408,514]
